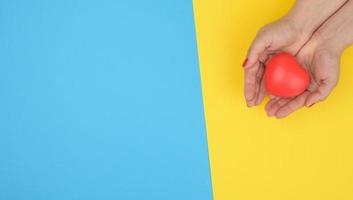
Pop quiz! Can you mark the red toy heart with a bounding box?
[264,52,309,97]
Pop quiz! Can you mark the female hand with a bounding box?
[243,18,310,107]
[243,0,348,107]
[265,39,340,118]
[265,0,353,118]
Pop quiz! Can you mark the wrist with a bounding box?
[284,0,348,40]
[311,0,353,54]
[281,14,312,40]
[307,32,345,59]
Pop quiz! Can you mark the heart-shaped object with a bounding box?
[264,52,309,97]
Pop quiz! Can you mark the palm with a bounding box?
[265,47,339,118]
[244,19,310,107]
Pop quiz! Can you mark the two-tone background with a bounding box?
[2,0,353,199]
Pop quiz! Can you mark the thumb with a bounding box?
[305,79,337,107]
[305,52,339,106]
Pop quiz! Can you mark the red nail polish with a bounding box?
[242,58,248,67]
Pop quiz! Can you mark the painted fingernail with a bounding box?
[242,58,248,68]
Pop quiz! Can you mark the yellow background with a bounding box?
[193,0,353,199]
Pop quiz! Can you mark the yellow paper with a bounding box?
[193,0,353,199]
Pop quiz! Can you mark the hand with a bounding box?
[265,39,340,118]
[243,0,348,107]
[265,0,353,118]
[243,18,310,107]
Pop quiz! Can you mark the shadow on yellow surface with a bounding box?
[193,0,353,199]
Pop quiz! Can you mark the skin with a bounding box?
[266,0,353,118]
[243,0,352,118]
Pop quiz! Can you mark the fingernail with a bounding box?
[267,111,276,117]
[255,98,262,105]
[247,100,255,107]
[242,58,248,68]
[267,112,274,117]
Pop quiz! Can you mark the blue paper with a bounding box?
[0,0,213,199]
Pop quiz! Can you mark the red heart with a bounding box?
[264,52,309,97]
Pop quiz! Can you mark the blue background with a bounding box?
[0,0,212,199]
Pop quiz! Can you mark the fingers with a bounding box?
[255,64,267,105]
[305,79,337,107]
[265,98,292,116]
[244,62,267,107]
[244,33,269,68]
[304,50,339,106]
[264,91,310,118]
[264,98,279,115]
[243,29,270,106]
[275,91,310,118]
[255,79,266,105]
[244,62,260,107]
